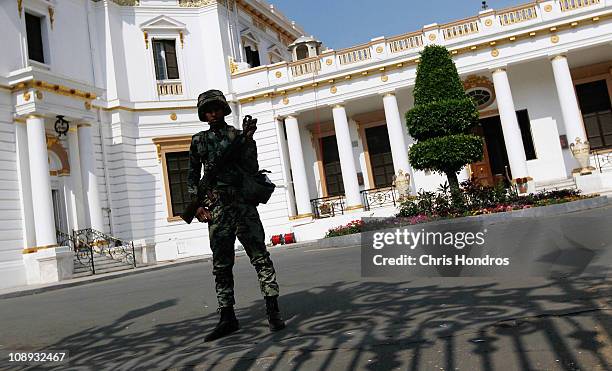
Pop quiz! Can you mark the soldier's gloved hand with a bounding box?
[243,115,257,138]
[195,207,212,223]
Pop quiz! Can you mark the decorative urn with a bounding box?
[393,169,411,201]
[569,137,592,175]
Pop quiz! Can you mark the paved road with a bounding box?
[1,206,611,371]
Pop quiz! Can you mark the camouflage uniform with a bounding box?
[187,121,280,308]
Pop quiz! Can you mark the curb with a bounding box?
[0,252,245,300]
[1,196,608,299]
[283,195,611,251]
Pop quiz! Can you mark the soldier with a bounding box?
[187,89,286,342]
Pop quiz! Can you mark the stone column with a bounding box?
[550,55,588,150]
[491,68,530,179]
[15,120,36,248]
[275,118,297,217]
[26,115,57,248]
[382,92,412,176]
[331,104,362,210]
[67,127,86,229]
[77,122,104,231]
[284,115,313,218]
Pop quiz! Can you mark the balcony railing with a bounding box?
[498,4,538,26]
[560,0,601,12]
[311,195,346,219]
[442,19,480,40]
[290,59,321,77]
[388,32,424,53]
[361,186,400,211]
[338,46,372,65]
[157,80,183,96]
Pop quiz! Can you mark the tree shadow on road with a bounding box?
[37,269,611,370]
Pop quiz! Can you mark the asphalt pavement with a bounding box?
[1,205,611,371]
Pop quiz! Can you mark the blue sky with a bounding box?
[271,0,526,49]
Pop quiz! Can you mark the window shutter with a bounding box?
[164,40,179,79]
[152,40,166,80]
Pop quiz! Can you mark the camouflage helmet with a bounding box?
[197,89,232,121]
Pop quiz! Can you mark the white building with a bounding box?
[1,0,611,289]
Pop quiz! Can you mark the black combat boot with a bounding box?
[265,296,286,332]
[204,306,240,342]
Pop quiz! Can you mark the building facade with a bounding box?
[1,0,611,289]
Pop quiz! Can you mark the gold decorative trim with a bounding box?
[282,97,289,105]
[22,244,59,254]
[491,48,499,57]
[275,71,282,78]
[485,19,493,27]
[544,4,553,12]
[35,90,43,100]
[381,75,388,82]
[77,123,92,128]
[376,46,384,53]
[170,112,177,121]
[332,104,344,109]
[26,114,45,119]
[11,80,97,101]
[330,86,337,94]
[345,204,364,211]
[493,68,506,74]
[144,31,149,49]
[235,10,612,104]
[382,92,395,98]
[428,34,437,41]
[326,59,333,66]
[179,31,184,48]
[23,92,31,101]
[551,54,566,61]
[14,118,26,124]
[17,0,23,18]
[551,35,560,43]
[84,101,92,110]
[48,7,55,30]
[228,56,239,74]
[288,213,313,220]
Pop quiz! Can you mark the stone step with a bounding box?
[535,177,577,191]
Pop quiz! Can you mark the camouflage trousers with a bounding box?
[208,198,280,308]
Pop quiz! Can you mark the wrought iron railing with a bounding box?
[74,228,136,269]
[311,195,346,219]
[56,229,95,274]
[592,149,612,173]
[361,186,400,211]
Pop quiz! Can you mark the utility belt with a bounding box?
[210,186,244,206]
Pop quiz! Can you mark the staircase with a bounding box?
[58,228,137,278]
[73,250,135,278]
[535,177,578,192]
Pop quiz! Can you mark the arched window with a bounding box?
[296,44,309,60]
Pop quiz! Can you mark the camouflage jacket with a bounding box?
[187,121,259,204]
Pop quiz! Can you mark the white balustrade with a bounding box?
[498,4,539,26]
[157,81,183,95]
[388,33,424,53]
[442,19,480,40]
[337,46,372,65]
[559,0,600,11]
[290,59,321,77]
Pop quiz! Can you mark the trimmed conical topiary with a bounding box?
[406,45,483,192]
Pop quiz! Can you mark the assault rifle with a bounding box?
[181,116,257,224]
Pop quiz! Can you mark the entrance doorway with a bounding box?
[364,125,395,188]
[470,115,511,186]
[320,135,345,196]
[51,187,69,233]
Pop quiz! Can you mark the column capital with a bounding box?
[381,91,396,98]
[284,114,299,121]
[331,103,345,110]
[26,114,46,120]
[76,123,92,128]
[491,67,507,74]
[550,54,567,62]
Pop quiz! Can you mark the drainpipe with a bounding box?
[85,0,114,235]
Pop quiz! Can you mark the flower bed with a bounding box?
[324,180,597,238]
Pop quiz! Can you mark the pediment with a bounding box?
[140,15,186,31]
[240,29,259,43]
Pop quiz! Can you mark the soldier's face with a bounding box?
[203,104,225,123]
